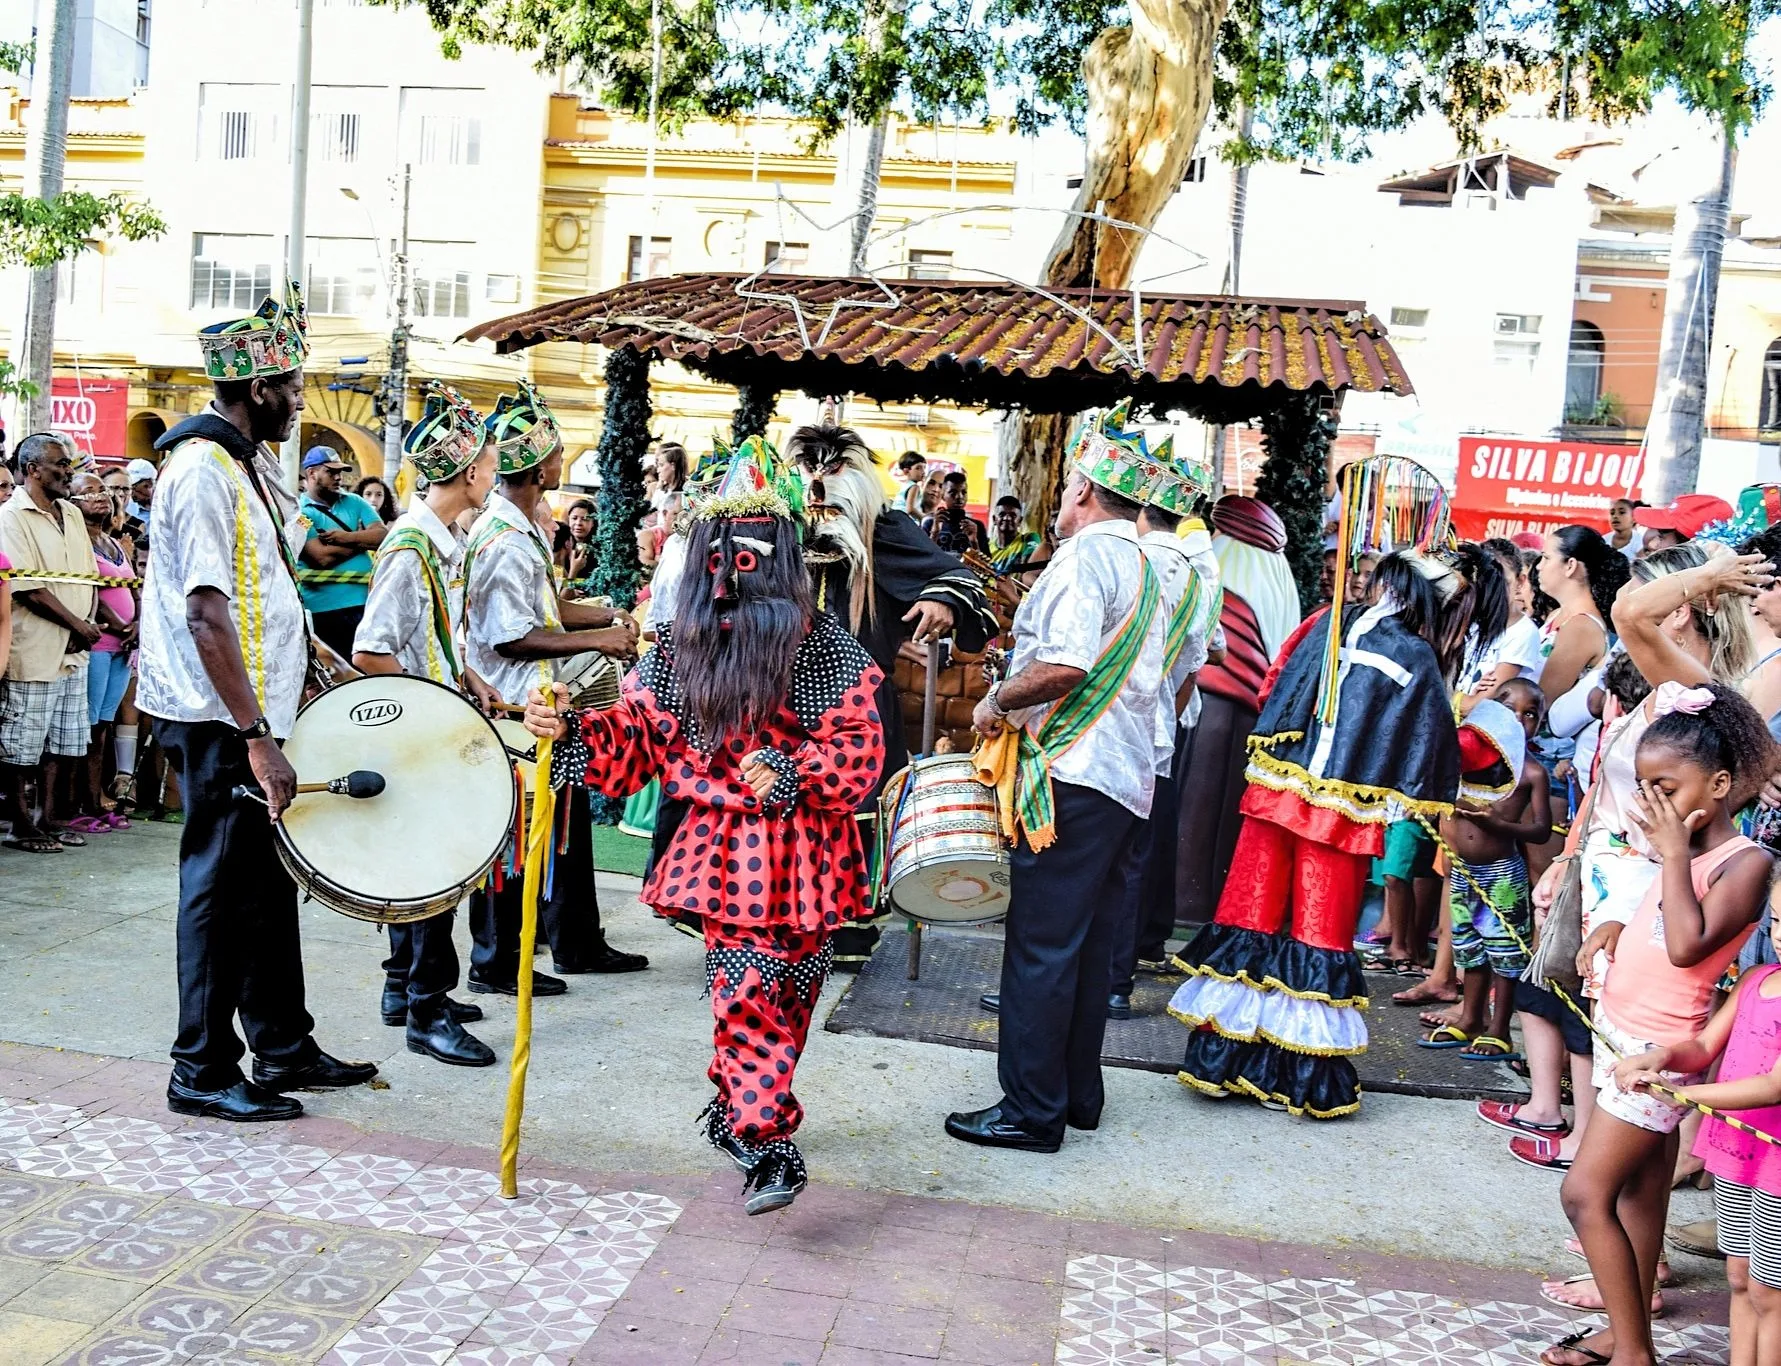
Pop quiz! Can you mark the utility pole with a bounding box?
[282,0,315,490]
[17,0,77,435]
[382,163,410,484]
[1645,126,1737,504]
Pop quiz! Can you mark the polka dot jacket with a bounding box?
[554,612,887,935]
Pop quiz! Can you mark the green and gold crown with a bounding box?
[404,382,486,483]
[484,379,561,474]
[1143,438,1216,517]
[1070,400,1167,503]
[690,434,806,521]
[198,280,309,381]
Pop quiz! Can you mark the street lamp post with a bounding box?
[344,165,412,486]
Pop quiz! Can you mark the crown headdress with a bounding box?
[1069,400,1165,503]
[689,434,805,522]
[1142,436,1217,517]
[404,382,486,483]
[484,379,561,474]
[198,279,309,381]
[1698,484,1781,547]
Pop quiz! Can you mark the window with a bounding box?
[306,238,379,317]
[57,245,101,312]
[190,233,277,311]
[485,274,520,304]
[1183,156,1208,183]
[400,88,483,167]
[907,248,953,281]
[411,245,475,319]
[1389,307,1430,329]
[626,235,671,283]
[1762,338,1781,432]
[312,87,375,165]
[1492,312,1541,373]
[763,240,809,272]
[199,83,281,161]
[1565,320,1607,421]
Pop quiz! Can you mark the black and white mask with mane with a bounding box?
[786,424,882,630]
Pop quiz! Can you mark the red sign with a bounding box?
[1452,435,1644,541]
[49,378,129,463]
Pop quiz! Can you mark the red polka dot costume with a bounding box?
[550,612,885,1182]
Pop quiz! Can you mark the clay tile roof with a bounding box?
[463,273,1414,419]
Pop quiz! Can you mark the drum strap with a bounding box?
[378,526,462,684]
[1012,553,1160,852]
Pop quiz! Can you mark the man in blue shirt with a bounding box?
[296,448,387,657]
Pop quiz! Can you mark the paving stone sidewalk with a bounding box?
[0,1040,1733,1366]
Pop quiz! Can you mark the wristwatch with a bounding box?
[236,715,272,741]
[984,681,1008,718]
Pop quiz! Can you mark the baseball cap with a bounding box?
[1633,493,1734,538]
[1511,532,1544,550]
[301,447,348,472]
[125,458,157,484]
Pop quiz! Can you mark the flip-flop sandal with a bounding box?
[1509,1134,1573,1171]
[49,828,86,847]
[1417,1025,1473,1050]
[1539,1330,1611,1366]
[1561,1240,1674,1285]
[1460,1036,1523,1063]
[1419,1009,1465,1029]
[1539,1274,1664,1317]
[1478,1100,1568,1135]
[1391,982,1462,1007]
[2,835,63,854]
[64,816,108,836]
[102,812,131,830]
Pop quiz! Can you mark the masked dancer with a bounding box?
[523,436,886,1214]
[1168,464,1506,1118]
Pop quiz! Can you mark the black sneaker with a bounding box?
[697,1098,753,1173]
[743,1146,808,1216]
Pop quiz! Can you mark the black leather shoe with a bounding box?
[944,1104,1061,1153]
[743,1149,808,1216]
[1067,1108,1101,1132]
[380,982,406,1025]
[980,992,1000,1015]
[251,1051,379,1093]
[406,1015,496,1068]
[468,971,568,997]
[1107,993,1133,1021]
[167,1078,303,1122]
[382,995,484,1027]
[555,943,650,974]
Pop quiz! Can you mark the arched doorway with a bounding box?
[1566,320,1606,422]
[126,408,190,465]
[298,418,384,483]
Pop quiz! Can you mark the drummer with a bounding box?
[463,380,648,996]
[946,403,1167,1152]
[137,280,377,1123]
[351,383,500,1067]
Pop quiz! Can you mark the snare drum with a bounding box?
[881,753,1010,925]
[275,675,517,924]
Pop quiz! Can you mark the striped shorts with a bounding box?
[1715,1177,1781,1289]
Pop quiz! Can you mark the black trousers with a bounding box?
[383,911,460,1020]
[1109,725,1193,996]
[469,785,603,984]
[154,719,318,1091]
[310,604,364,661]
[997,781,1139,1138]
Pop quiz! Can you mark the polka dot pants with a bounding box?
[703,919,831,1148]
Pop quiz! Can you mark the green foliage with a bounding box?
[1253,395,1335,615]
[730,381,779,444]
[375,0,1774,159]
[0,357,39,402]
[1564,391,1626,427]
[0,191,166,270]
[590,344,652,609]
[0,38,33,74]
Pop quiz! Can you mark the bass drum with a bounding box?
[880,753,1010,925]
[275,675,517,925]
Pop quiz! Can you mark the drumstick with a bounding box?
[231,770,386,805]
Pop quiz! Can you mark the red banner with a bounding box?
[1452,435,1644,541]
[50,378,130,463]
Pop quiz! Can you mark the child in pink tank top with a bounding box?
[1547,683,1774,1366]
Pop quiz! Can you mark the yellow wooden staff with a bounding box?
[498,678,558,1199]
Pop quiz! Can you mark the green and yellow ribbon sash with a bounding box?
[377,525,462,684]
[1012,555,1160,851]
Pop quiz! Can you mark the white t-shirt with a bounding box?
[1460,613,1544,694]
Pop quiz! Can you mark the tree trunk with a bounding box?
[1009,0,1228,517]
[18,0,76,434]
[838,0,908,276]
[1644,127,1736,504]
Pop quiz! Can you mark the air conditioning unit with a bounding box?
[903,406,930,428]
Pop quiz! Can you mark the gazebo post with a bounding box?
[1254,393,1340,613]
[586,343,654,824]
[731,381,780,444]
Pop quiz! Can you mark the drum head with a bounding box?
[494,718,537,787]
[279,676,515,913]
[887,855,1010,925]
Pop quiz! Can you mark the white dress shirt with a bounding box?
[1177,526,1223,731]
[645,531,688,633]
[137,433,307,737]
[354,499,468,683]
[1008,519,1167,819]
[465,490,562,706]
[1140,530,1210,776]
